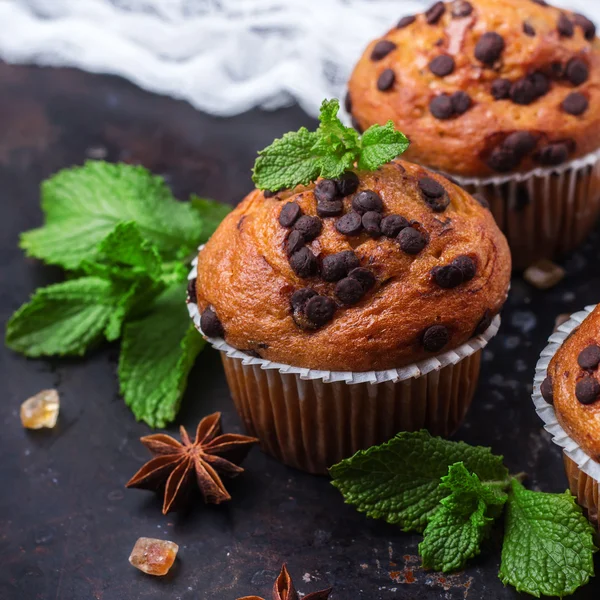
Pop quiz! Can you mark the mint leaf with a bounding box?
[499,479,596,597]
[5,277,129,357]
[358,122,410,171]
[190,195,232,244]
[118,282,205,427]
[20,161,202,269]
[420,463,508,572]
[329,431,508,532]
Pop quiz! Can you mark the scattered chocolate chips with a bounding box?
[432,264,463,288]
[488,131,537,172]
[335,277,366,305]
[561,92,589,115]
[530,72,549,97]
[523,21,536,36]
[453,255,476,281]
[286,230,305,256]
[344,91,352,113]
[377,69,396,91]
[451,1,473,18]
[200,307,225,338]
[473,310,492,336]
[451,91,471,115]
[430,94,455,119]
[536,142,570,166]
[314,179,339,203]
[289,246,318,278]
[321,250,360,282]
[578,345,600,370]
[348,267,376,291]
[575,376,600,404]
[186,277,197,301]
[381,214,409,237]
[422,325,449,352]
[491,78,511,100]
[291,288,317,311]
[429,55,455,77]
[418,176,450,212]
[398,227,427,254]
[335,211,363,236]
[557,13,574,37]
[335,171,360,197]
[397,15,416,28]
[371,40,396,61]
[316,200,344,218]
[574,13,596,41]
[510,78,537,105]
[488,146,519,172]
[293,215,322,241]
[352,190,383,214]
[540,376,554,404]
[305,295,336,327]
[472,193,490,209]
[474,32,505,66]
[264,189,282,198]
[362,211,382,237]
[425,1,446,25]
[565,58,589,86]
[279,202,302,227]
[504,131,537,157]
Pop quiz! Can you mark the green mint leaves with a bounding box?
[252,99,409,191]
[330,431,597,598]
[6,161,231,427]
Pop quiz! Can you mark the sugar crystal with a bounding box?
[129,537,178,576]
[20,389,60,429]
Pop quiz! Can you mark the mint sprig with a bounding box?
[330,431,597,598]
[6,161,231,427]
[252,99,409,191]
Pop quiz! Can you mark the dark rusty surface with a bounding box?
[1,62,600,600]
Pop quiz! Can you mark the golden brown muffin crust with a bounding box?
[194,160,511,371]
[347,0,600,177]
[546,305,600,460]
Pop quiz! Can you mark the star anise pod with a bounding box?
[238,564,332,600]
[126,412,258,514]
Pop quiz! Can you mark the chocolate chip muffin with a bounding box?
[347,0,600,268]
[535,304,600,525]
[189,160,510,473]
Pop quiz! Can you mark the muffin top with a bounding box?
[347,0,600,178]
[544,305,600,460]
[193,160,511,372]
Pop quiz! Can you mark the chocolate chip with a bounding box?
[452,1,473,18]
[536,142,570,166]
[530,72,549,97]
[201,307,225,337]
[578,345,600,370]
[381,214,410,237]
[398,15,416,28]
[422,325,449,352]
[335,171,360,197]
[286,230,305,256]
[187,277,197,301]
[557,14,574,37]
[432,265,463,288]
[576,376,600,404]
[264,189,282,198]
[487,146,520,172]
[425,1,446,25]
[344,91,352,113]
[523,21,535,36]
[565,58,589,86]
[316,200,344,218]
[472,193,490,209]
[279,202,302,227]
[430,94,455,119]
[453,255,476,280]
[473,310,492,336]
[352,190,383,214]
[510,78,537,105]
[362,211,382,237]
[321,250,360,282]
[348,267,376,291]
[540,376,554,403]
[314,179,339,203]
[305,295,336,326]
[474,32,505,66]
[419,176,450,212]
[561,92,589,115]
[293,215,322,241]
[291,288,317,311]
[550,61,564,78]
[335,277,365,305]
[335,211,363,236]
[289,246,318,278]
[574,13,596,41]
[491,78,511,100]
[451,91,472,115]
[371,40,396,61]
[351,116,363,133]
[398,227,427,254]
[377,68,396,91]
[504,131,537,157]
[429,55,455,77]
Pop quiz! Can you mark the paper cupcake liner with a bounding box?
[451,149,600,270]
[533,304,600,524]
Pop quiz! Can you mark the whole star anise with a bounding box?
[126,412,258,514]
[238,564,332,600]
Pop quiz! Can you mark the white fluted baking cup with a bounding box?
[187,252,501,385]
[533,304,600,481]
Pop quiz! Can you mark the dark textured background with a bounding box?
[1,62,600,599]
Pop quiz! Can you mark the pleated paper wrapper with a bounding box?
[533,304,600,526]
